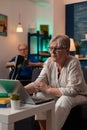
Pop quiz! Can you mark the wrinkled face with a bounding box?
[49,41,69,63]
[18,45,28,57]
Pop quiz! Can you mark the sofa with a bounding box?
[15,68,87,130]
[62,69,87,130]
[62,103,87,130]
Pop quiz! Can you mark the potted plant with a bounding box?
[10,93,20,110]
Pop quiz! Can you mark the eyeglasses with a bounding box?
[19,48,27,51]
[48,47,67,52]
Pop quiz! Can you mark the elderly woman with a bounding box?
[25,35,87,130]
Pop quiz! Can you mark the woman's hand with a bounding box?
[24,83,38,94]
[34,82,62,97]
[34,82,50,94]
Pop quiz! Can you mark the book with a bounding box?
[0,97,10,104]
[0,103,10,108]
[0,98,10,108]
[0,93,8,98]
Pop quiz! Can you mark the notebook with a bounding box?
[0,79,54,105]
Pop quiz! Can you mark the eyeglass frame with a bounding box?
[18,48,28,51]
[48,46,68,52]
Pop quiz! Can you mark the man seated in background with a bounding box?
[5,43,43,84]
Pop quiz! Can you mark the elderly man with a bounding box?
[5,43,43,81]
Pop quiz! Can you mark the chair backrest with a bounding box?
[82,69,87,83]
[31,67,42,82]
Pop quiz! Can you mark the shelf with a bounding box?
[79,58,87,60]
[39,51,50,57]
[28,32,51,61]
[80,39,87,42]
[28,32,44,37]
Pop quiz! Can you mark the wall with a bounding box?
[0,0,65,78]
[53,0,65,36]
[35,0,65,36]
[35,0,53,35]
[53,0,86,36]
[0,0,38,78]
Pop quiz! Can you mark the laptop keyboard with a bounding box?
[32,97,45,102]
[32,96,54,104]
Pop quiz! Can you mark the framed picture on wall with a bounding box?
[40,25,49,37]
[0,14,7,36]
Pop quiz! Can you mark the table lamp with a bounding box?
[70,38,76,55]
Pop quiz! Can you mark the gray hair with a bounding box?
[18,43,28,50]
[50,35,70,49]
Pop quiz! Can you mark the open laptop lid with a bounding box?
[15,55,24,67]
[0,79,36,104]
[0,79,18,97]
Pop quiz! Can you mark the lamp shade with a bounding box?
[70,38,76,52]
[16,23,23,32]
[16,14,23,32]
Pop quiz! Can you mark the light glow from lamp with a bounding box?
[16,14,23,32]
[70,38,76,52]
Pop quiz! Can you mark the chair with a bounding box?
[31,67,42,82]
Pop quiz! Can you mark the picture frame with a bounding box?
[0,14,7,36]
[40,24,49,37]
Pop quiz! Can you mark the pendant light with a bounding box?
[16,13,23,32]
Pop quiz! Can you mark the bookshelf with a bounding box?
[28,32,51,61]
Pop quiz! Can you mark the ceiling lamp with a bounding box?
[16,14,23,32]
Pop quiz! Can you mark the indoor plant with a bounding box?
[10,93,20,110]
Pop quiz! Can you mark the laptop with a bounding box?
[0,79,54,105]
[10,55,25,79]
[15,55,24,67]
